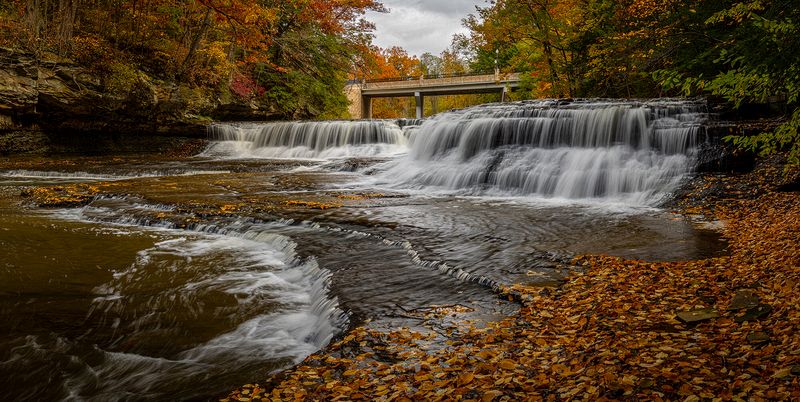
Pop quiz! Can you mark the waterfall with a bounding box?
[200,99,709,205]
[376,99,708,205]
[203,120,408,159]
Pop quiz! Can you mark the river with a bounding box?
[0,99,726,400]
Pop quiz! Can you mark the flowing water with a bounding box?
[203,120,409,159]
[0,100,726,401]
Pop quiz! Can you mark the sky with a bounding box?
[365,0,485,57]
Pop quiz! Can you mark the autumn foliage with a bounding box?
[463,0,800,162]
[356,42,500,118]
[224,161,800,401]
[0,0,384,118]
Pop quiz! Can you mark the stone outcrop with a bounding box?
[0,48,39,115]
[0,47,277,154]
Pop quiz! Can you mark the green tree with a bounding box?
[655,0,800,164]
[2,0,384,120]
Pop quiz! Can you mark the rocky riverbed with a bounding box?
[223,156,800,401]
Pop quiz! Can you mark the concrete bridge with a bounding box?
[345,72,522,119]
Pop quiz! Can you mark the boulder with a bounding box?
[734,304,772,323]
[728,289,760,310]
[676,308,719,324]
[0,47,38,113]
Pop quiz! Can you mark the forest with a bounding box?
[0,0,798,161]
[1,2,799,401]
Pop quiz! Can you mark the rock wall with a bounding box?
[0,47,277,155]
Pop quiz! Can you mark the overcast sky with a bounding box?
[365,0,485,57]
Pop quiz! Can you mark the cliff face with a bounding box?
[0,47,276,155]
[0,47,39,120]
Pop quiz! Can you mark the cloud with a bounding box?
[366,0,483,57]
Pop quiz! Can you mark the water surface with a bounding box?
[0,100,727,400]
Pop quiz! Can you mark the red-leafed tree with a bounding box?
[1,0,386,119]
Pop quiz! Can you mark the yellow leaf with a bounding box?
[499,359,517,370]
[459,372,474,385]
[482,390,504,402]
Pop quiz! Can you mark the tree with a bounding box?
[358,45,420,118]
[419,52,442,76]
[653,0,800,164]
[2,0,385,119]
[464,0,581,97]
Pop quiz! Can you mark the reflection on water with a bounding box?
[0,154,725,400]
[0,190,344,400]
[0,100,726,401]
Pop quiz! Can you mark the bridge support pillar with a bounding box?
[415,91,424,119]
[501,86,508,103]
[361,96,372,119]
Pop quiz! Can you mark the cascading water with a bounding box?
[0,197,348,400]
[375,99,708,205]
[203,120,409,159]
[0,98,727,400]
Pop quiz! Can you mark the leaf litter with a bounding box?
[223,158,799,401]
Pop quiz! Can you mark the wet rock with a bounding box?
[127,77,159,110]
[676,308,719,324]
[695,140,756,173]
[746,331,771,345]
[728,289,760,310]
[734,304,772,323]
[0,47,38,113]
[0,46,282,153]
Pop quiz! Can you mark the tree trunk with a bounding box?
[177,8,212,81]
[542,41,562,97]
[55,0,79,53]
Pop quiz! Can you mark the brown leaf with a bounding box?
[481,390,504,402]
[459,372,474,385]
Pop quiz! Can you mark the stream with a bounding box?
[0,100,727,401]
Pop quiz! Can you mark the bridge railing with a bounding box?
[422,70,496,80]
[363,70,496,84]
[359,72,520,90]
[364,76,420,84]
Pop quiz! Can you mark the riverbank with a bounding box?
[223,157,799,401]
[0,46,282,156]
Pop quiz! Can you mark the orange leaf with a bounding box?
[459,372,474,385]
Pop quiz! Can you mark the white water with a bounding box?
[44,203,346,400]
[203,120,409,159]
[0,169,230,182]
[374,99,708,205]
[203,99,708,205]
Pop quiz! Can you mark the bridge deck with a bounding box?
[360,73,520,97]
[345,72,522,119]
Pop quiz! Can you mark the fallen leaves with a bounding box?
[21,183,105,207]
[284,200,342,210]
[218,159,798,401]
[335,193,386,200]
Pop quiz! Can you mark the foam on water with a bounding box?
[0,169,230,183]
[370,99,708,205]
[202,120,409,159]
[40,202,346,400]
[202,99,709,206]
